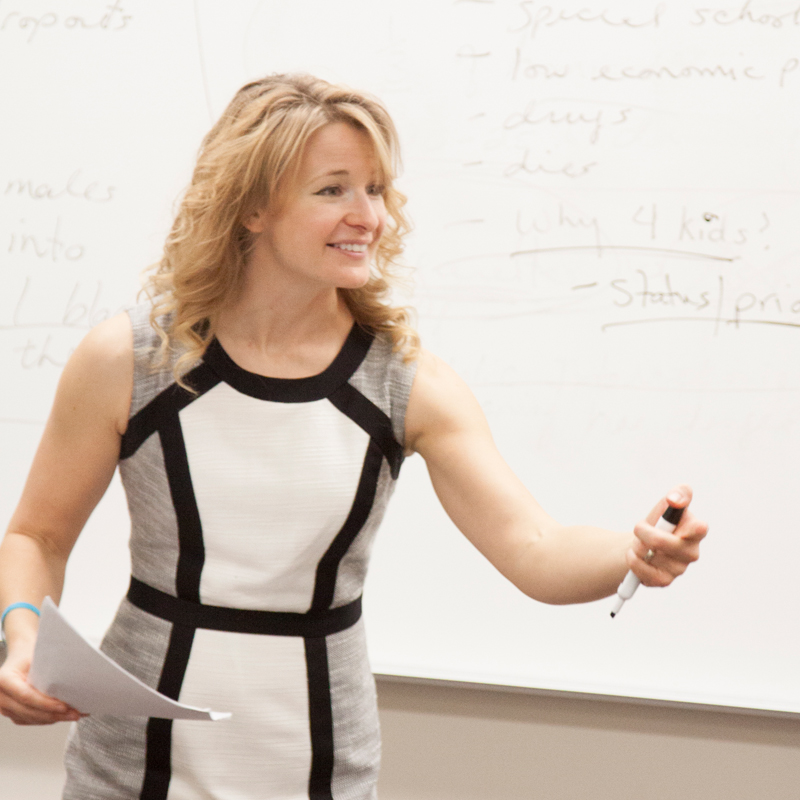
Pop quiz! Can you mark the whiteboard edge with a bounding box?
[373,672,800,721]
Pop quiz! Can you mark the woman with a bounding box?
[0,74,707,799]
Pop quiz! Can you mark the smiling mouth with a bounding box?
[329,243,369,253]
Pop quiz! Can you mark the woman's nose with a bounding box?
[344,191,380,231]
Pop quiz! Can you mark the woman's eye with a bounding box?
[368,184,386,197]
[317,185,342,197]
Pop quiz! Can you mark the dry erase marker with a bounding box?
[610,505,684,618]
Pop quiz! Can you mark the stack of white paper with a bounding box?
[29,597,230,721]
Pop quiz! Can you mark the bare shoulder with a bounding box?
[71,312,133,368]
[405,348,490,456]
[5,313,134,550]
[54,312,134,435]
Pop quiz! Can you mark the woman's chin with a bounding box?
[334,266,372,290]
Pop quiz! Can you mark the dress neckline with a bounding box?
[202,323,374,403]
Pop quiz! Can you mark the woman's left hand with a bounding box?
[627,485,708,588]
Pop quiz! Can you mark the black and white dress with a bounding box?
[62,304,417,800]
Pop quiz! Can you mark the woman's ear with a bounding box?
[243,207,269,233]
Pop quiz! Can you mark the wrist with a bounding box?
[0,602,41,647]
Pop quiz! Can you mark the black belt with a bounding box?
[127,576,362,638]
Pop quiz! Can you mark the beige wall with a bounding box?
[376,679,800,800]
[2,677,799,799]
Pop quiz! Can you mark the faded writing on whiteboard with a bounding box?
[593,59,799,87]
[1,278,112,331]
[5,171,115,203]
[692,4,800,27]
[516,204,601,247]
[0,0,131,43]
[510,2,664,39]
[504,151,597,179]
[510,245,734,262]
[599,272,800,332]
[15,336,70,369]
[6,218,85,262]
[511,52,569,80]
[504,101,633,145]
[512,202,773,253]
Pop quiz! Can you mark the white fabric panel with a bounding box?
[169,629,311,800]
[180,383,369,611]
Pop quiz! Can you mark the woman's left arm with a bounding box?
[404,350,708,605]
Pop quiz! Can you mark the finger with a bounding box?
[644,484,693,526]
[1,706,78,725]
[674,512,709,544]
[633,520,699,564]
[0,694,81,725]
[625,548,679,588]
[0,671,76,716]
[0,673,84,720]
[637,548,691,579]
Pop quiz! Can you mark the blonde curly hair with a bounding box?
[143,73,418,383]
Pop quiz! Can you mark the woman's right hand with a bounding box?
[0,643,82,725]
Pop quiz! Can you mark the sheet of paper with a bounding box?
[28,597,230,721]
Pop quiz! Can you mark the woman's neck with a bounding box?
[214,285,355,380]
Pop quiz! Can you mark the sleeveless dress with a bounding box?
[62,304,417,800]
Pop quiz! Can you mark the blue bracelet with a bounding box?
[0,602,41,643]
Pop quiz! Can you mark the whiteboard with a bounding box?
[1,0,799,715]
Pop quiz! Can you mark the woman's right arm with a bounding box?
[0,313,133,724]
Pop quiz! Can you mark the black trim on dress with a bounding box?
[305,636,335,800]
[132,389,208,798]
[127,577,363,637]
[328,383,405,479]
[201,324,374,404]
[159,417,205,604]
[139,623,195,800]
[311,440,384,612]
[120,363,221,460]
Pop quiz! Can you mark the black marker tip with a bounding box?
[662,505,684,526]
[610,612,616,618]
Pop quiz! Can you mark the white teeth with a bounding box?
[333,243,368,252]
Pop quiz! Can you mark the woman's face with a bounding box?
[245,122,388,291]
